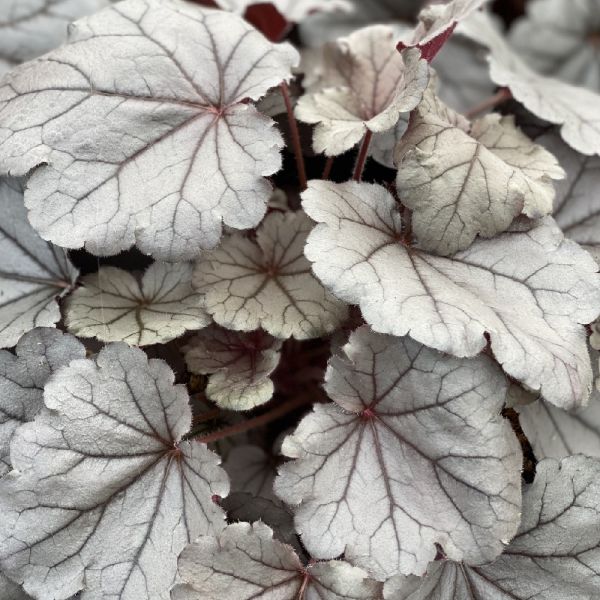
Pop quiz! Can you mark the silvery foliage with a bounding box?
[0,0,600,598]
[509,0,600,92]
[385,456,600,599]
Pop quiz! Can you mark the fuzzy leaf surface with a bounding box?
[275,326,521,579]
[194,211,347,339]
[65,263,209,346]
[386,456,600,599]
[0,328,84,476]
[172,521,383,599]
[296,26,428,156]
[0,344,229,600]
[0,0,298,261]
[460,10,600,156]
[395,87,563,255]
[0,0,115,76]
[0,178,78,348]
[302,180,600,409]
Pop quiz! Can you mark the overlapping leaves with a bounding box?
[0,344,229,600]
[0,0,299,261]
[302,180,600,408]
[275,326,522,579]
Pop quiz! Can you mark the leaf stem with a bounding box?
[280,82,308,191]
[322,156,335,180]
[194,395,313,444]
[465,88,511,119]
[353,130,373,181]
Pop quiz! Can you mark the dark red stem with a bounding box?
[353,130,373,181]
[280,82,308,191]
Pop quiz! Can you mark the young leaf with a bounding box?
[184,327,281,410]
[193,211,348,339]
[0,0,115,76]
[459,10,600,156]
[540,131,600,262]
[65,263,209,346]
[0,0,299,261]
[395,85,564,255]
[397,0,489,61]
[224,444,278,500]
[0,344,229,600]
[509,0,600,92]
[172,521,384,599]
[0,178,78,349]
[302,180,600,409]
[0,328,84,476]
[275,326,522,580]
[385,456,600,599]
[295,26,429,156]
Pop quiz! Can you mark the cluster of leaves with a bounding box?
[1,0,600,599]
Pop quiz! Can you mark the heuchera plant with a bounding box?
[2,0,600,598]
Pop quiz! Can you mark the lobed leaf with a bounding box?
[460,10,600,156]
[275,326,522,579]
[540,130,600,262]
[509,0,600,92]
[0,0,116,76]
[0,328,84,476]
[302,180,600,409]
[395,84,564,255]
[0,344,229,600]
[65,262,209,346]
[194,211,348,339]
[0,0,299,261]
[184,327,281,411]
[386,456,600,599]
[296,25,429,156]
[0,178,78,348]
[172,521,383,599]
